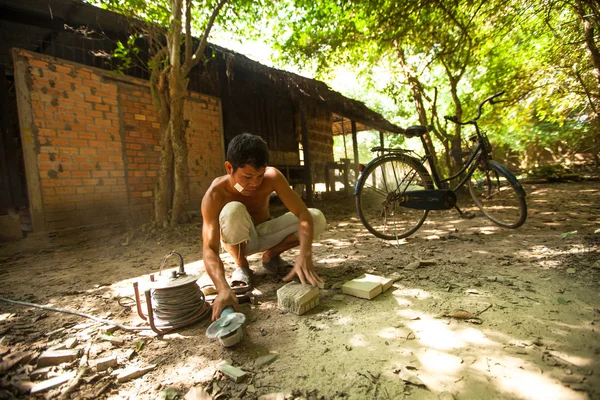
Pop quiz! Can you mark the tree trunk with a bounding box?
[169,67,189,226]
[155,122,173,227]
[447,76,464,175]
[153,70,173,228]
[396,46,440,168]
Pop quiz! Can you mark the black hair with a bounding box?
[226,133,269,172]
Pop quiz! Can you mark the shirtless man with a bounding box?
[202,133,326,321]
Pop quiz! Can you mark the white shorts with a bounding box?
[219,201,326,256]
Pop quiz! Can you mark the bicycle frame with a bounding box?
[417,135,489,193]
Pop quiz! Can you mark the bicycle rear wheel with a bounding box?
[355,155,433,240]
[468,160,527,228]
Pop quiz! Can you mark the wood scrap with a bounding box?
[58,366,89,400]
[37,349,80,367]
[30,371,76,394]
[0,350,35,374]
[116,364,156,382]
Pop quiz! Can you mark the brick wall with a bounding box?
[13,49,225,233]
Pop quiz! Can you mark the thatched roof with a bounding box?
[210,43,405,135]
[1,0,405,135]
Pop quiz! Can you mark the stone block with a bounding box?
[341,275,384,300]
[277,282,320,315]
[361,274,394,292]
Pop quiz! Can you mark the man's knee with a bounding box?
[309,208,326,239]
[219,201,251,245]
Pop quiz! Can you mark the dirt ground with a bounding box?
[0,179,599,400]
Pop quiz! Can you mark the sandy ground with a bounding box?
[0,179,599,400]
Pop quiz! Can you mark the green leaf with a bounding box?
[566,268,576,274]
[135,341,145,352]
[557,297,569,305]
[560,230,578,240]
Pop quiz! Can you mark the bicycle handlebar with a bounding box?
[444,90,505,125]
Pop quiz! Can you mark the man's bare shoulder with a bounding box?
[264,166,286,181]
[202,175,229,210]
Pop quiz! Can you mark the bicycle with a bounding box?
[354,91,527,240]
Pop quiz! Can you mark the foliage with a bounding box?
[236,0,600,171]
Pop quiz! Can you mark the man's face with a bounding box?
[231,164,266,196]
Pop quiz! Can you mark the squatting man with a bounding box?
[201,133,326,321]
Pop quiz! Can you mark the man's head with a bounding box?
[226,133,269,173]
[225,133,269,195]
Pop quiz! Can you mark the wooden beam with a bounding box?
[300,106,313,204]
[351,120,359,175]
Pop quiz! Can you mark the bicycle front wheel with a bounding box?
[355,155,433,240]
[468,160,527,229]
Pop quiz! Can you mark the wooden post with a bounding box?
[341,118,348,159]
[300,106,313,204]
[351,120,359,175]
[379,131,385,148]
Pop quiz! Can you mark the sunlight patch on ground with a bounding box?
[321,239,353,247]
[335,316,353,326]
[458,327,496,346]
[392,287,432,299]
[396,309,422,320]
[546,350,593,367]
[317,258,348,264]
[484,356,587,400]
[406,318,466,350]
[416,349,463,376]
[377,326,404,340]
[530,189,549,195]
[478,226,499,234]
[393,297,414,307]
[473,249,491,254]
[349,333,368,348]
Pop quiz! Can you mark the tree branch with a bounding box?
[185,0,192,64]
[185,0,228,75]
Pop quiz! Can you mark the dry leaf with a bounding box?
[449,310,474,319]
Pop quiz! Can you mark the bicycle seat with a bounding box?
[405,125,430,138]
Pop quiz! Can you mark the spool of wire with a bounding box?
[133,252,210,334]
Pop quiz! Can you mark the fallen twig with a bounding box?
[59,366,89,399]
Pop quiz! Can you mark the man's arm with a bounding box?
[271,169,324,288]
[201,192,239,321]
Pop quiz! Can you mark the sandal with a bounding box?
[230,267,254,294]
[262,255,294,276]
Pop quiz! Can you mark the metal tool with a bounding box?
[206,306,246,347]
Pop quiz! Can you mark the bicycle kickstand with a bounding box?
[454,205,476,219]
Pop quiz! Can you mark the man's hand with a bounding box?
[283,253,324,288]
[211,288,240,321]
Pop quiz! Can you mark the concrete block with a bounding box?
[341,275,384,300]
[277,282,320,315]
